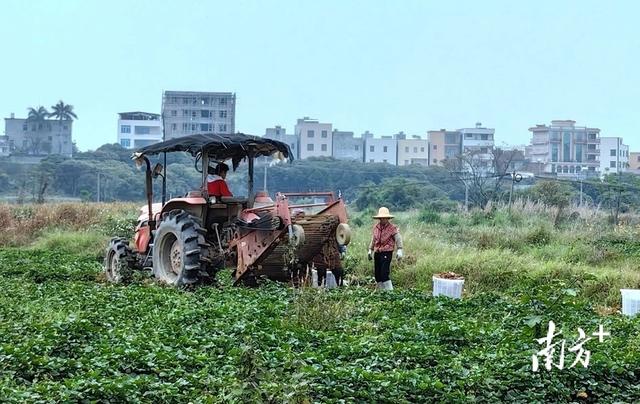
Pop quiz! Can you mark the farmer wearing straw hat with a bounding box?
[368,207,403,290]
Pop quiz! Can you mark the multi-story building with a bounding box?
[528,120,600,177]
[117,112,162,149]
[4,113,73,157]
[427,129,462,166]
[0,136,9,156]
[363,131,397,164]
[264,126,298,159]
[295,117,332,159]
[629,152,640,171]
[599,137,629,175]
[161,91,235,139]
[459,123,495,171]
[332,130,363,161]
[397,133,429,166]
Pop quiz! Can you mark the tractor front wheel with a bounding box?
[152,210,206,287]
[104,238,134,284]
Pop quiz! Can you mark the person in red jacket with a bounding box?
[207,162,233,198]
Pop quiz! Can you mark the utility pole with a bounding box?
[464,180,469,211]
[508,171,516,210]
[96,172,100,203]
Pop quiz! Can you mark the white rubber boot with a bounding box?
[381,280,394,290]
[376,282,383,289]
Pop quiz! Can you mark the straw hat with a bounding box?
[373,206,394,219]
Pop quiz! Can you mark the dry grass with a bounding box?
[0,202,139,247]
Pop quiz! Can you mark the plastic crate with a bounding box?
[621,289,640,316]
[433,276,464,299]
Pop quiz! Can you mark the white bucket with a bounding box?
[621,289,640,316]
[433,276,464,299]
[311,269,319,288]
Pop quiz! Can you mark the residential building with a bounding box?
[459,123,495,171]
[528,120,600,177]
[629,152,640,171]
[427,129,462,166]
[397,133,429,166]
[332,130,363,161]
[161,91,236,139]
[362,131,397,165]
[117,112,162,149]
[4,112,73,157]
[0,136,9,156]
[264,126,298,159]
[295,117,332,159]
[599,137,629,175]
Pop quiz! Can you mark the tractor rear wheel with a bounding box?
[104,238,134,284]
[152,209,207,287]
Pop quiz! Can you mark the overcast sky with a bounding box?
[1,0,638,151]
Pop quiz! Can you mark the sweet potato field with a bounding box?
[0,203,639,402]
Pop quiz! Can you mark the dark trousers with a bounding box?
[374,251,392,282]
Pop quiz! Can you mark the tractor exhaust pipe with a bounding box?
[134,153,155,231]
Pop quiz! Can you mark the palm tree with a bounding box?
[49,101,77,155]
[25,106,50,154]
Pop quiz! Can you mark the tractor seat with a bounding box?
[185,190,205,198]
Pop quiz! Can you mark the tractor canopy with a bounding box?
[133,133,294,170]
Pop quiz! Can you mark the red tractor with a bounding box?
[104,133,352,286]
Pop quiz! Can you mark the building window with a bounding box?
[321,144,327,152]
[219,110,227,118]
[22,123,27,131]
[171,97,178,103]
[200,123,212,132]
[575,143,583,163]
[307,144,314,151]
[171,110,177,117]
[219,98,227,105]
[465,133,472,138]
[201,110,211,118]
[610,161,616,168]
[369,159,374,163]
[135,126,151,135]
[413,147,418,153]
[405,147,409,152]
[370,145,374,152]
[355,145,359,151]
[551,144,559,162]
[321,130,327,138]
[171,123,177,130]
[562,132,571,162]
[191,124,197,131]
[480,147,488,154]
[120,139,130,148]
[202,97,209,105]
[433,145,437,150]
[610,149,616,157]
[445,133,459,144]
[383,146,388,153]
[307,130,314,138]
[420,147,425,152]
[218,124,227,132]
[481,134,488,140]
[121,125,131,133]
[383,159,387,163]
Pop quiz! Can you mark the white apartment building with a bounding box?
[599,137,629,175]
[264,125,298,159]
[295,117,332,159]
[396,133,429,166]
[161,91,235,139]
[363,131,397,164]
[332,130,363,161]
[117,112,162,149]
[528,120,600,177]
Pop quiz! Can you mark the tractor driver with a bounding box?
[207,162,233,198]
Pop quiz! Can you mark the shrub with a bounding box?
[418,209,440,224]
